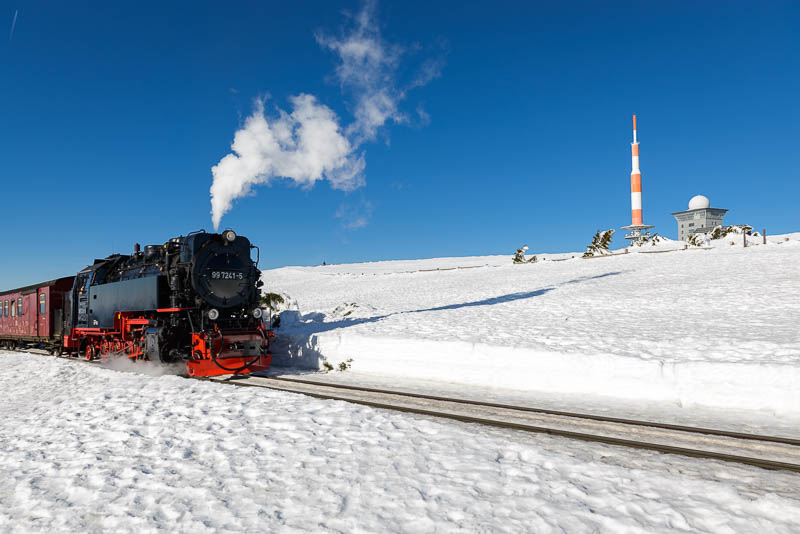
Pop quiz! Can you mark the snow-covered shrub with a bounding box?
[710,226,726,240]
[630,232,665,247]
[512,245,537,264]
[320,357,353,372]
[260,292,298,329]
[583,229,614,257]
[686,225,753,246]
[331,302,378,320]
[332,302,359,318]
[686,233,706,247]
[710,225,753,240]
[261,292,286,310]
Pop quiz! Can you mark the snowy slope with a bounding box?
[2,352,800,533]
[264,234,800,415]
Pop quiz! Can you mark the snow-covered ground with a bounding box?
[2,232,799,531]
[264,233,800,419]
[2,351,800,533]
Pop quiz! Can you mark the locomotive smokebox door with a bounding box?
[144,327,163,362]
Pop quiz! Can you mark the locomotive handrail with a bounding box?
[186,310,196,333]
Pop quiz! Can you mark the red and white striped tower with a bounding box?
[622,114,654,244]
[631,114,642,225]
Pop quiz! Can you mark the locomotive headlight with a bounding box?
[252,307,263,319]
[222,230,237,243]
[207,308,220,321]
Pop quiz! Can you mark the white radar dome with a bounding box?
[688,195,710,210]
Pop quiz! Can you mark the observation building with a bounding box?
[671,195,728,241]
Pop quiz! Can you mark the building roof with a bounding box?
[671,207,728,216]
[688,195,711,210]
[0,276,75,296]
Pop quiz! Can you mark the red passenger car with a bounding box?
[0,277,74,352]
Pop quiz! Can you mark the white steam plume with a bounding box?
[315,0,405,146]
[210,0,442,230]
[211,94,365,230]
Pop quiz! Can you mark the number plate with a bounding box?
[210,270,244,280]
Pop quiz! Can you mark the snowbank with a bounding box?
[286,335,800,414]
[264,233,800,415]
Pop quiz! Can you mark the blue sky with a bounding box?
[2,1,798,287]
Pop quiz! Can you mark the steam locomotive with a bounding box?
[0,230,273,377]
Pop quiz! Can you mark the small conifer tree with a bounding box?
[583,229,614,257]
[599,229,614,250]
[583,231,600,257]
[512,245,537,264]
[260,292,285,311]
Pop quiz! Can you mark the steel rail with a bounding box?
[262,376,800,446]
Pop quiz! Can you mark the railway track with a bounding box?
[6,349,800,473]
[205,374,800,474]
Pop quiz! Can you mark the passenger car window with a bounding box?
[17,298,22,316]
[40,293,46,315]
[11,299,16,317]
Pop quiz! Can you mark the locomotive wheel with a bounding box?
[85,344,96,361]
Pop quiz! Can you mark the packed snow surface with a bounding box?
[2,352,800,533]
[264,234,800,415]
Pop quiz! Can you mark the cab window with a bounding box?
[39,293,46,315]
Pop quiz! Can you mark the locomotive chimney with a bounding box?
[134,243,141,254]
